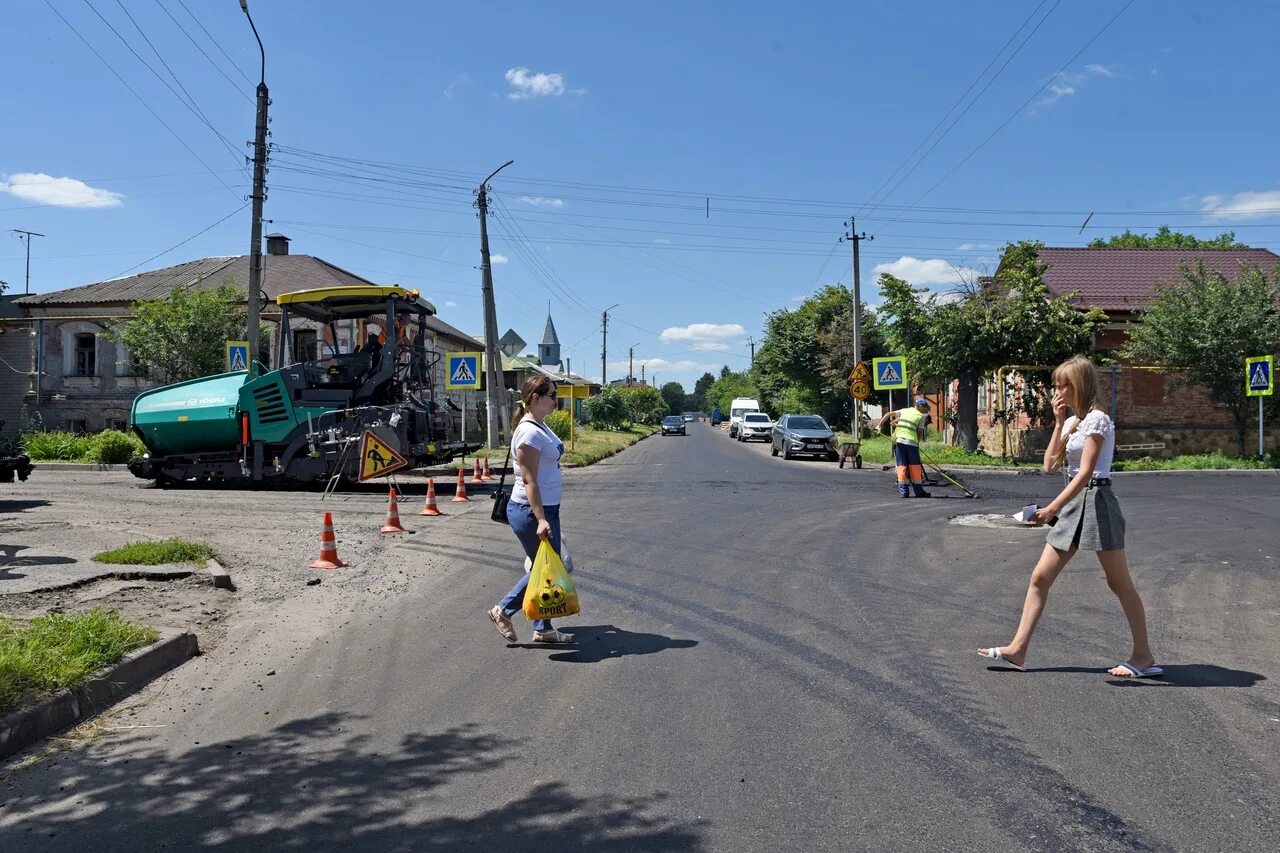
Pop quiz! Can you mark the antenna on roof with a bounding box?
[1078,212,1094,234]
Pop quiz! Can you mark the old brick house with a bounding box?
[976,246,1280,458]
[11,234,483,434]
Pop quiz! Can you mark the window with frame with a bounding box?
[66,418,88,434]
[293,329,318,362]
[74,333,97,377]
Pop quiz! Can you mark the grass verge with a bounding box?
[93,538,216,565]
[462,425,660,469]
[1113,452,1279,471]
[836,434,1003,466]
[0,609,159,715]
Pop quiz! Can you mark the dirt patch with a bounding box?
[0,575,238,652]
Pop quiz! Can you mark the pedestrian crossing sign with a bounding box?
[445,351,483,390]
[226,340,249,373]
[1245,355,1273,397]
[872,356,908,390]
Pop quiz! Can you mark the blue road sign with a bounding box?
[226,340,249,373]
[1245,355,1273,397]
[872,356,908,390]
[445,351,483,390]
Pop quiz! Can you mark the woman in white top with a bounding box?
[978,356,1161,678]
[487,375,574,645]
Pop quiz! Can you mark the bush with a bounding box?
[89,429,144,464]
[619,385,668,425]
[583,387,628,431]
[23,430,93,461]
[545,409,574,441]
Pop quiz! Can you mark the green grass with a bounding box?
[23,429,145,464]
[460,424,660,469]
[0,610,160,714]
[1113,452,1279,471]
[93,538,216,565]
[835,433,1003,466]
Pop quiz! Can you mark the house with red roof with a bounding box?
[975,245,1280,458]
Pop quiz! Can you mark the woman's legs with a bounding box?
[983,543,1076,666]
[498,502,561,632]
[1096,548,1156,674]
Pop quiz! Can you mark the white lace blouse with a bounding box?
[1062,409,1115,478]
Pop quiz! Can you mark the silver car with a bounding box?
[771,414,838,460]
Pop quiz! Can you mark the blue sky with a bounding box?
[4,1,1279,391]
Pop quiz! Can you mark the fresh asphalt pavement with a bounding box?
[2,423,1278,851]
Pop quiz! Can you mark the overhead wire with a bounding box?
[152,0,254,104]
[107,202,247,278]
[174,0,255,85]
[41,0,241,199]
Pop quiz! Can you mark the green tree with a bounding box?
[619,384,668,425]
[1088,226,1245,249]
[690,371,716,411]
[719,365,732,379]
[706,371,758,416]
[752,284,887,424]
[583,386,627,430]
[879,241,1106,451]
[1121,261,1280,455]
[659,381,686,415]
[107,283,258,383]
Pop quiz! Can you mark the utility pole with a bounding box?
[748,336,755,364]
[629,346,635,384]
[601,303,619,386]
[641,363,646,385]
[476,160,515,448]
[240,1,268,371]
[11,230,44,294]
[842,215,873,433]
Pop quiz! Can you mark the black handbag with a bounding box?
[489,442,514,523]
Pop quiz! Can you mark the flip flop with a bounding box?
[1111,661,1164,678]
[978,647,1026,672]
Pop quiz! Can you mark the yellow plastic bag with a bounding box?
[523,539,580,622]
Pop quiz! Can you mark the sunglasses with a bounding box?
[537,387,557,398]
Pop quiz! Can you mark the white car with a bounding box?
[737,412,774,442]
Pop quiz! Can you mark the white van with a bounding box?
[727,397,761,438]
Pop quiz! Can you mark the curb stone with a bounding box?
[0,629,199,760]
[206,558,234,590]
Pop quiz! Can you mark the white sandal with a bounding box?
[978,647,1026,672]
[532,628,574,644]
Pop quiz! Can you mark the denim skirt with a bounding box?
[1046,482,1126,552]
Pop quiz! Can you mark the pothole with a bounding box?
[949,513,1040,530]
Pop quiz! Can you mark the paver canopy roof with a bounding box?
[1034,247,1280,312]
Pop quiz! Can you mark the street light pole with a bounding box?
[601,304,619,386]
[477,160,515,448]
[240,1,268,372]
[843,216,872,434]
[12,230,45,295]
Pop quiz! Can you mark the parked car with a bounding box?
[737,412,774,442]
[771,414,838,460]
[727,397,761,438]
[661,415,686,436]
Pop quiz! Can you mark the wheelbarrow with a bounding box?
[837,441,863,469]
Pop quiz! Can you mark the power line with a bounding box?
[107,202,247,279]
[152,0,253,104]
[174,0,254,86]
[42,0,240,198]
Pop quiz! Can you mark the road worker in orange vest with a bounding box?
[880,398,932,498]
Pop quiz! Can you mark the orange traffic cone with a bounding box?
[381,488,408,533]
[419,477,443,516]
[480,457,493,481]
[310,512,349,569]
[452,468,471,502]
[470,459,485,484]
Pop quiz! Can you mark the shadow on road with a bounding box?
[0,499,51,514]
[1008,664,1267,688]
[536,624,698,664]
[0,545,77,570]
[1,713,706,852]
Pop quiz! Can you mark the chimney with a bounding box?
[265,233,291,256]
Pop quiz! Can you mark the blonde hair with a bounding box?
[1053,355,1102,467]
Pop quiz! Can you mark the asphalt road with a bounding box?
[2,425,1278,851]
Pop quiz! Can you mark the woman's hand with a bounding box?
[1051,391,1069,424]
[1031,506,1058,527]
[535,518,552,541]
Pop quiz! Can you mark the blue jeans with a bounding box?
[499,501,561,631]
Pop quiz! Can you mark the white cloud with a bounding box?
[517,195,564,209]
[1034,64,1116,109]
[490,253,509,264]
[1201,190,1280,221]
[653,238,672,244]
[690,342,731,352]
[0,172,123,208]
[443,74,473,98]
[445,300,458,308]
[609,358,716,375]
[659,322,746,345]
[1085,63,1115,78]
[873,256,979,287]
[504,67,583,100]
[955,243,995,251]
[1037,82,1076,107]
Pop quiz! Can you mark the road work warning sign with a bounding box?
[445,352,483,390]
[359,431,408,481]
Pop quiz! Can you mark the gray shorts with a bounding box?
[1046,481,1126,552]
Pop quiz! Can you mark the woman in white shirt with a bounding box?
[978,356,1160,678]
[487,375,574,645]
